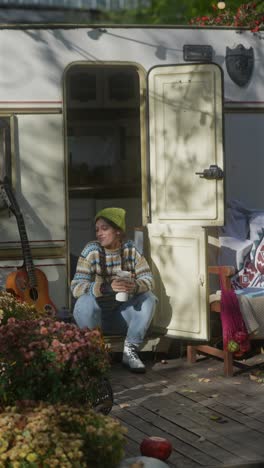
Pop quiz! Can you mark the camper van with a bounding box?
[0,22,263,350]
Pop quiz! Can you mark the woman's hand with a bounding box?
[111,278,137,294]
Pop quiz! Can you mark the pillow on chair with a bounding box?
[219,199,251,241]
[218,236,253,271]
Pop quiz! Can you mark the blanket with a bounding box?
[218,200,264,288]
[218,200,264,338]
[236,289,264,336]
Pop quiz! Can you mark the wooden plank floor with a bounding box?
[109,353,264,468]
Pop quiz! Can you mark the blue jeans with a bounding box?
[73,291,157,345]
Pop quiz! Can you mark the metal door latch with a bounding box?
[195,165,224,180]
[199,275,205,287]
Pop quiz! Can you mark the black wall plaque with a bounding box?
[225,44,254,87]
[183,45,213,62]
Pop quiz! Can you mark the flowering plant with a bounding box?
[0,402,126,467]
[190,2,264,32]
[0,290,48,324]
[0,317,110,406]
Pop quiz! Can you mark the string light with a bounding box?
[217,2,226,9]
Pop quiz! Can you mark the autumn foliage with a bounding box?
[0,402,126,467]
[190,1,264,32]
[0,317,110,405]
[0,293,127,467]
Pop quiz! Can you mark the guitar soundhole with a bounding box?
[30,288,39,301]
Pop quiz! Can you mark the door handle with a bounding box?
[195,165,224,180]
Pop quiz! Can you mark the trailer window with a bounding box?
[65,65,140,196]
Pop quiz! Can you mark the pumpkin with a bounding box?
[140,436,172,461]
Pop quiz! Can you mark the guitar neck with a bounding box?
[1,181,38,288]
[17,213,37,288]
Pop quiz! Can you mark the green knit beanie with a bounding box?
[95,207,126,232]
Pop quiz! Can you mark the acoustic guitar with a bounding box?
[1,178,57,315]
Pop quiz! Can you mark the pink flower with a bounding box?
[40,327,48,335]
[54,321,63,329]
[24,352,34,361]
[7,317,16,324]
[51,339,60,348]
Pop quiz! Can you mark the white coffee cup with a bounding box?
[116,291,129,302]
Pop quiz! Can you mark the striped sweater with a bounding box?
[71,240,154,299]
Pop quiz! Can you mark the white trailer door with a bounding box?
[147,63,224,340]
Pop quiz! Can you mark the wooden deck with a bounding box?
[109,353,264,468]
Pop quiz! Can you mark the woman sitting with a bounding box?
[71,207,157,373]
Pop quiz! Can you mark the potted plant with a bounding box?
[0,401,126,467]
[0,316,111,409]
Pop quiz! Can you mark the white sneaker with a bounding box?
[122,342,146,373]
